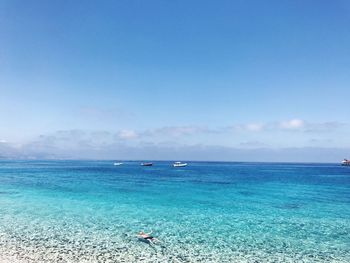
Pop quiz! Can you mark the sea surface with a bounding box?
[0,160,349,262]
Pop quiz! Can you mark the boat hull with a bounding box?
[173,163,187,167]
[141,163,153,166]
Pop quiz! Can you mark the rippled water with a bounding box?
[0,160,349,262]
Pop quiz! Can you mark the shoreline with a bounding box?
[1,237,349,263]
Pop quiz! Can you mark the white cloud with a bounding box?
[0,119,347,160]
[304,121,345,133]
[245,123,264,132]
[2,140,349,162]
[239,140,267,147]
[117,130,138,139]
[227,119,345,134]
[143,126,210,137]
[229,123,264,132]
[279,119,305,129]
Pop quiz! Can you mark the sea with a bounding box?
[0,160,349,262]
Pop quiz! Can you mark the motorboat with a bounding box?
[173,162,187,167]
[141,162,153,166]
[341,159,350,166]
[113,162,123,166]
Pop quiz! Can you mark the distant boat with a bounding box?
[341,159,350,166]
[114,162,123,166]
[141,162,153,166]
[173,161,187,167]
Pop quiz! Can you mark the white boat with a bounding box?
[341,159,350,166]
[173,162,187,167]
[114,162,123,166]
[141,162,153,166]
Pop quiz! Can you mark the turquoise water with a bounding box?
[0,160,349,262]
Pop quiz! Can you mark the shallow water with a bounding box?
[0,160,349,262]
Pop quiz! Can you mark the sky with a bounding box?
[0,0,350,161]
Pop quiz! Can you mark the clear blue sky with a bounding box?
[0,0,349,161]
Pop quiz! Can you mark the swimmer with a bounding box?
[137,230,161,244]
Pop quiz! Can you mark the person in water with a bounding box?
[137,231,161,244]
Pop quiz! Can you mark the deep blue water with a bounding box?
[0,160,349,262]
